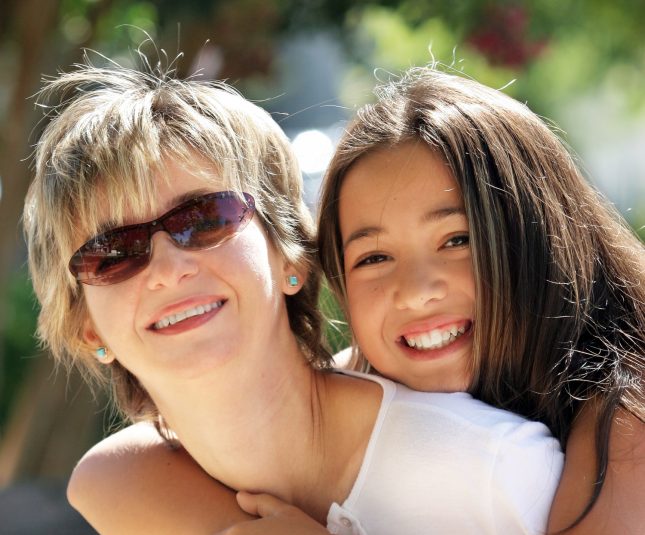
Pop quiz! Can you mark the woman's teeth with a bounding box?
[153,301,223,330]
[403,324,468,350]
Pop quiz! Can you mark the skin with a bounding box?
[547,405,645,534]
[67,423,255,534]
[68,151,644,533]
[339,141,474,393]
[69,425,328,535]
[73,157,383,534]
[82,160,295,389]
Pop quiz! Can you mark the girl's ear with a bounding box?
[281,263,307,296]
[82,317,115,364]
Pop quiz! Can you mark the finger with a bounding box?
[236,492,293,518]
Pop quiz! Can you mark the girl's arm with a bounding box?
[215,493,331,535]
[547,406,645,534]
[68,422,254,534]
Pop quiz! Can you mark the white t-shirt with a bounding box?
[326,371,563,535]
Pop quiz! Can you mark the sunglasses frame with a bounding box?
[69,191,255,286]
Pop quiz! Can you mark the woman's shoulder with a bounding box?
[548,404,645,534]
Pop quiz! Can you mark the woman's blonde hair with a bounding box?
[318,66,644,522]
[25,54,331,424]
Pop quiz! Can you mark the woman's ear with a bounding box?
[82,317,115,364]
[281,263,307,296]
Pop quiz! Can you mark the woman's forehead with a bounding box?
[73,155,241,241]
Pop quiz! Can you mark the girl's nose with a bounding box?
[393,258,448,310]
[145,231,199,290]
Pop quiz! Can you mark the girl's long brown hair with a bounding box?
[318,67,644,525]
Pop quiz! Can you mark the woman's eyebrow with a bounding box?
[168,188,213,208]
[93,188,215,235]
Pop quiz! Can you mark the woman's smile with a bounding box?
[149,297,227,333]
[82,157,294,382]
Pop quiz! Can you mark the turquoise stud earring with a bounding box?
[96,347,107,359]
[287,275,298,287]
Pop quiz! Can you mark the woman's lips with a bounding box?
[148,299,227,335]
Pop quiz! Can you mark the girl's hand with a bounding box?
[214,492,329,535]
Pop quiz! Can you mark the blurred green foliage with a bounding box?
[0,267,39,427]
[338,1,645,116]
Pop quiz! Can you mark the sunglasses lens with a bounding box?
[165,192,254,249]
[69,192,255,286]
[70,227,150,286]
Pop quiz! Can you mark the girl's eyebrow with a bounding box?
[421,205,466,223]
[343,205,466,251]
[343,226,381,251]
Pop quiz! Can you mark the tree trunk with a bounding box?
[0,357,107,486]
[0,0,61,416]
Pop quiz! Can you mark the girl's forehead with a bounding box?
[340,143,460,204]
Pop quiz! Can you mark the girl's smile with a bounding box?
[398,317,473,352]
[339,140,476,392]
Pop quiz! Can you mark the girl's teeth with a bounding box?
[154,301,222,330]
[403,324,469,350]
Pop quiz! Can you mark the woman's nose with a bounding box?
[145,231,199,289]
[393,257,448,310]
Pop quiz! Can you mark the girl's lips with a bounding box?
[399,318,472,339]
[396,321,473,361]
[400,320,473,350]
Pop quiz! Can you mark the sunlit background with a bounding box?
[0,1,643,532]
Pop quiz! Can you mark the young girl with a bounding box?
[222,66,644,533]
[26,58,562,535]
[317,67,645,533]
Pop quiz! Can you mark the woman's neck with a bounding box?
[147,344,382,523]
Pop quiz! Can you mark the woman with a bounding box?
[25,58,561,534]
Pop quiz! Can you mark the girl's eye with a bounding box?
[444,234,470,248]
[355,253,390,268]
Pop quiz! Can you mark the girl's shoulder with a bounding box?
[68,422,253,533]
[548,404,645,534]
[340,369,561,456]
[336,372,563,535]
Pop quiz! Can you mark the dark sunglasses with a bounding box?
[69,191,255,286]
